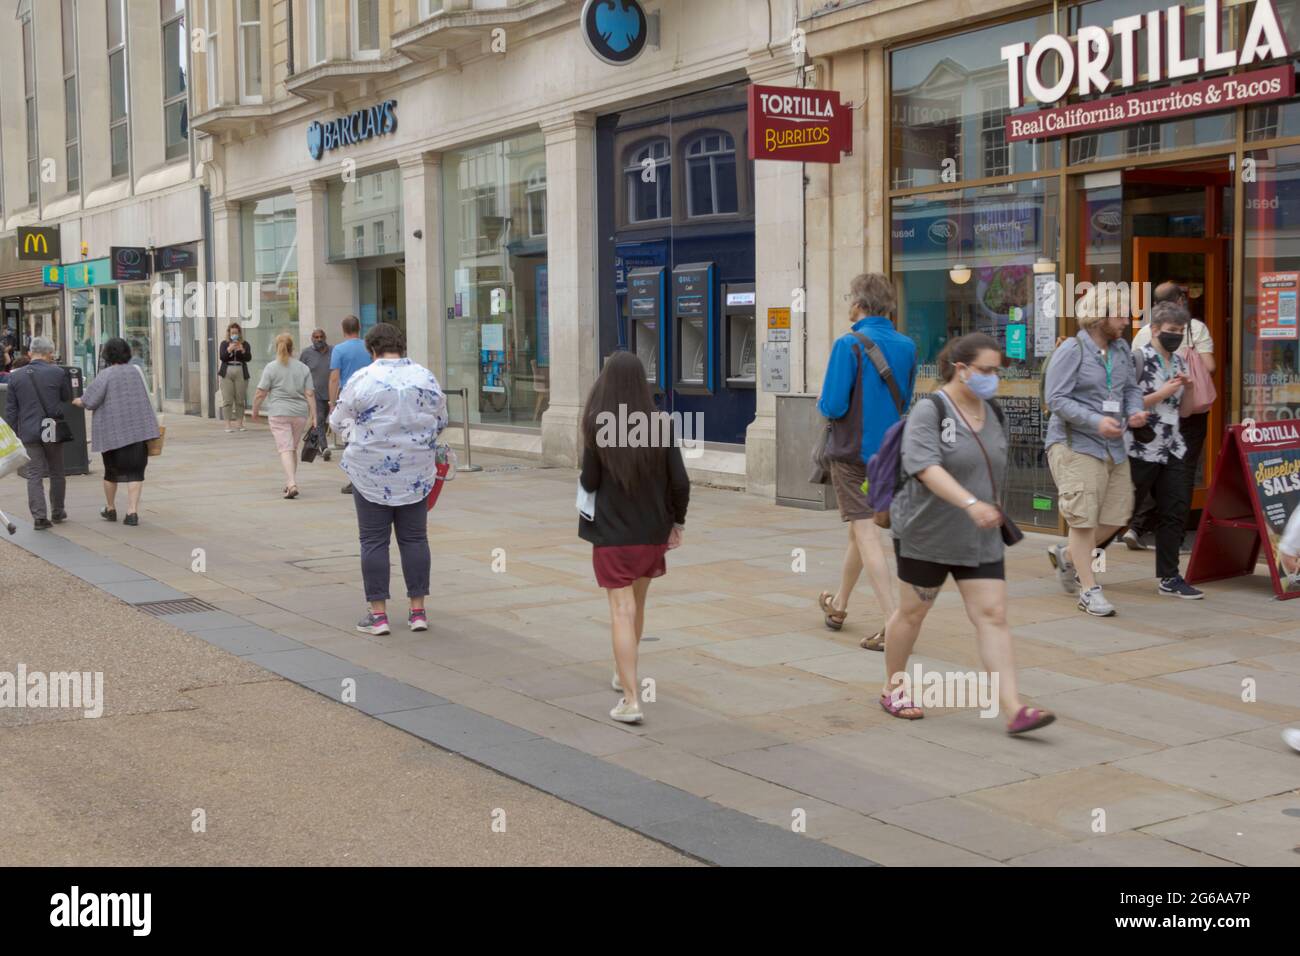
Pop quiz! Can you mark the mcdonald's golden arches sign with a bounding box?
[17,226,60,261]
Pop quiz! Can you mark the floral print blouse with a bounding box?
[1125,345,1187,465]
[329,357,448,506]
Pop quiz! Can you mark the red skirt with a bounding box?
[592,544,669,589]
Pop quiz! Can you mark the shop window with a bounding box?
[625,139,671,223]
[525,167,547,238]
[685,131,739,217]
[240,194,299,390]
[890,11,1056,189]
[1248,0,1300,140]
[890,178,1060,527]
[442,133,550,428]
[1243,143,1300,424]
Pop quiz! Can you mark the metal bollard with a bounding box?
[451,387,482,473]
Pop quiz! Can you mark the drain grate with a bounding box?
[134,597,218,616]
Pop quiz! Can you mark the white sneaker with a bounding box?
[609,698,643,724]
[1122,529,1147,551]
[1047,544,1079,594]
[1078,585,1116,617]
[1282,728,1300,753]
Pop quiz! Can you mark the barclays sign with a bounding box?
[307,100,398,161]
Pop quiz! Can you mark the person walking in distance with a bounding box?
[1127,302,1203,599]
[579,351,690,725]
[881,334,1054,733]
[330,323,447,636]
[3,337,71,529]
[816,273,917,651]
[72,337,161,527]
[1043,286,1149,616]
[300,328,333,455]
[1123,281,1216,552]
[329,315,372,495]
[218,322,252,432]
[250,333,316,499]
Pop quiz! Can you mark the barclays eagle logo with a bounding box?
[307,122,324,161]
[582,0,648,65]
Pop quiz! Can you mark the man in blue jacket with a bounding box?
[816,273,917,650]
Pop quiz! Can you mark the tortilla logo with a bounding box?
[764,126,832,152]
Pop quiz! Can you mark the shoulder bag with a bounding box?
[942,393,1023,547]
[811,332,905,483]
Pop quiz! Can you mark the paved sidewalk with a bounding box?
[4,415,1299,865]
[0,544,696,865]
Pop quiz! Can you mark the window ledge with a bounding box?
[392,0,569,59]
[285,53,413,101]
[190,101,280,136]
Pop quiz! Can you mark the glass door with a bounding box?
[1132,237,1226,509]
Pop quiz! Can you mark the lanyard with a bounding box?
[1100,348,1113,391]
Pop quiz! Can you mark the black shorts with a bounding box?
[893,538,1004,588]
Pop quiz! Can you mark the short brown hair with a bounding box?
[364,322,405,357]
[849,273,895,318]
[341,315,360,336]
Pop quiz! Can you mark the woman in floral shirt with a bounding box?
[1125,302,1202,599]
[329,323,448,635]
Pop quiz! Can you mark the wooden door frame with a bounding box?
[1131,236,1227,510]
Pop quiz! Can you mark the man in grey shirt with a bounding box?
[300,328,332,456]
[1043,287,1148,617]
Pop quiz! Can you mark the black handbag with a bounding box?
[29,368,73,444]
[945,394,1023,547]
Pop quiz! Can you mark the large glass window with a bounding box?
[62,0,79,193]
[239,0,262,102]
[22,12,36,204]
[1064,0,1235,163]
[326,167,403,260]
[685,131,739,217]
[240,194,298,389]
[442,132,550,428]
[353,0,379,58]
[891,179,1061,526]
[626,139,671,222]
[162,0,187,160]
[1243,144,1300,423]
[890,12,1058,189]
[122,284,154,394]
[1248,0,1300,140]
[107,0,129,178]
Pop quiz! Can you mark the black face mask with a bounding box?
[1157,332,1184,353]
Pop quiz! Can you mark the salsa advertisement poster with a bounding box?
[1246,444,1300,595]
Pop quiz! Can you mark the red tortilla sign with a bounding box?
[1006,65,1295,142]
[747,84,852,163]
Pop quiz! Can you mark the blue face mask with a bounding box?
[964,370,999,400]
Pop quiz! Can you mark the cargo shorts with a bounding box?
[1047,443,1134,530]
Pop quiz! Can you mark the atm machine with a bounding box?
[723,282,757,389]
[672,263,715,394]
[626,266,667,391]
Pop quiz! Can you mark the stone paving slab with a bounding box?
[1143,795,1300,867]
[6,414,1298,866]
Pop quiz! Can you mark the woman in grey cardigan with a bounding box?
[72,337,161,527]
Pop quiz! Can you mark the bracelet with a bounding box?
[962,497,978,509]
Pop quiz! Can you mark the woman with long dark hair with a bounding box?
[579,351,690,724]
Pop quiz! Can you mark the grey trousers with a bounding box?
[23,441,66,520]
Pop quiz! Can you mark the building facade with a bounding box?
[0,0,207,417]
[799,0,1300,530]
[191,0,804,489]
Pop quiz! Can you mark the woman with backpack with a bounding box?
[579,351,690,725]
[882,333,1054,735]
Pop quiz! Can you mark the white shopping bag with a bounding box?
[575,479,596,521]
[0,416,30,480]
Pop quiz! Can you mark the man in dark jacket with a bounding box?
[4,337,72,529]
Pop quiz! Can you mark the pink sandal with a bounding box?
[1007,705,1055,735]
[880,691,923,720]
